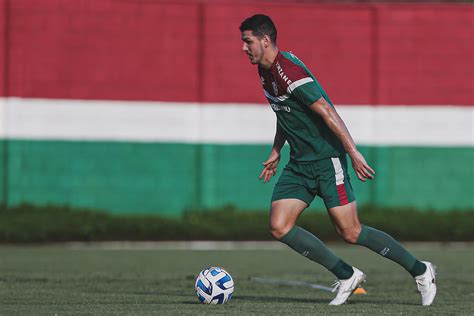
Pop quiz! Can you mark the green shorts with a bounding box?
[271,156,355,209]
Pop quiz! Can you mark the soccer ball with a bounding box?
[194,267,234,304]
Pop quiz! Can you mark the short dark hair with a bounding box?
[239,14,277,45]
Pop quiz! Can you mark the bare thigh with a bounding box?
[270,198,308,240]
[327,201,362,243]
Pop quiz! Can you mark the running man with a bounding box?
[239,14,437,306]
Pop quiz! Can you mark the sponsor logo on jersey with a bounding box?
[272,81,278,95]
[275,61,293,86]
[270,103,291,113]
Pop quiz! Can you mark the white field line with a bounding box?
[250,277,335,292]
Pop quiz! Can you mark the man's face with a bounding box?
[241,30,265,65]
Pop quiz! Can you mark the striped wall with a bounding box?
[1,1,473,214]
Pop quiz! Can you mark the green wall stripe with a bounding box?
[0,140,6,205]
[7,141,200,215]
[4,140,474,214]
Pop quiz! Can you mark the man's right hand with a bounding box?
[259,150,281,183]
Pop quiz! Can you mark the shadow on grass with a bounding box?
[127,291,418,307]
[349,299,418,306]
[180,295,328,304]
[233,296,417,306]
[179,295,327,305]
[232,295,328,304]
[176,296,418,306]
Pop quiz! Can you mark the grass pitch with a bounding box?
[0,242,472,315]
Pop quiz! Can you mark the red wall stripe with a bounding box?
[8,0,200,101]
[2,1,473,105]
[0,0,7,97]
[203,4,374,105]
[377,6,474,105]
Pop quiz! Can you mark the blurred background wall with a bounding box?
[0,0,472,215]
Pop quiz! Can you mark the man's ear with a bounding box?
[263,35,271,48]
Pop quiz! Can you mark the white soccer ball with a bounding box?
[194,267,234,304]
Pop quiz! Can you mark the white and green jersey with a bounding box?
[258,51,344,162]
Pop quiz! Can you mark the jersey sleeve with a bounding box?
[287,77,322,106]
[275,56,322,106]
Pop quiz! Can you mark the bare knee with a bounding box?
[269,199,307,241]
[269,220,292,241]
[338,225,362,244]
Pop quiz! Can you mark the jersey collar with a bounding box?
[259,51,282,75]
[269,51,283,75]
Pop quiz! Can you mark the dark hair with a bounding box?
[239,14,277,45]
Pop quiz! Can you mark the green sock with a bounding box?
[356,225,427,277]
[281,226,354,279]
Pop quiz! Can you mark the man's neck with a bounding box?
[260,47,279,70]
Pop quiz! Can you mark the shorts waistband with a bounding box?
[289,155,345,165]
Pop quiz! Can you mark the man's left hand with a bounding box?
[350,151,375,182]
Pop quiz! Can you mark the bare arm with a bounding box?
[259,122,286,183]
[308,97,375,182]
[272,122,286,154]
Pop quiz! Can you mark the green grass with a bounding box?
[0,243,473,315]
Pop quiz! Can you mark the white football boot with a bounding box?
[329,267,366,305]
[415,261,437,306]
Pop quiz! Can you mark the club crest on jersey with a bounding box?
[270,103,291,113]
[272,81,278,95]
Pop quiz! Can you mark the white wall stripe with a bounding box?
[0,97,472,146]
[0,98,6,139]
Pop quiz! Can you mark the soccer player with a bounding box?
[239,14,437,306]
